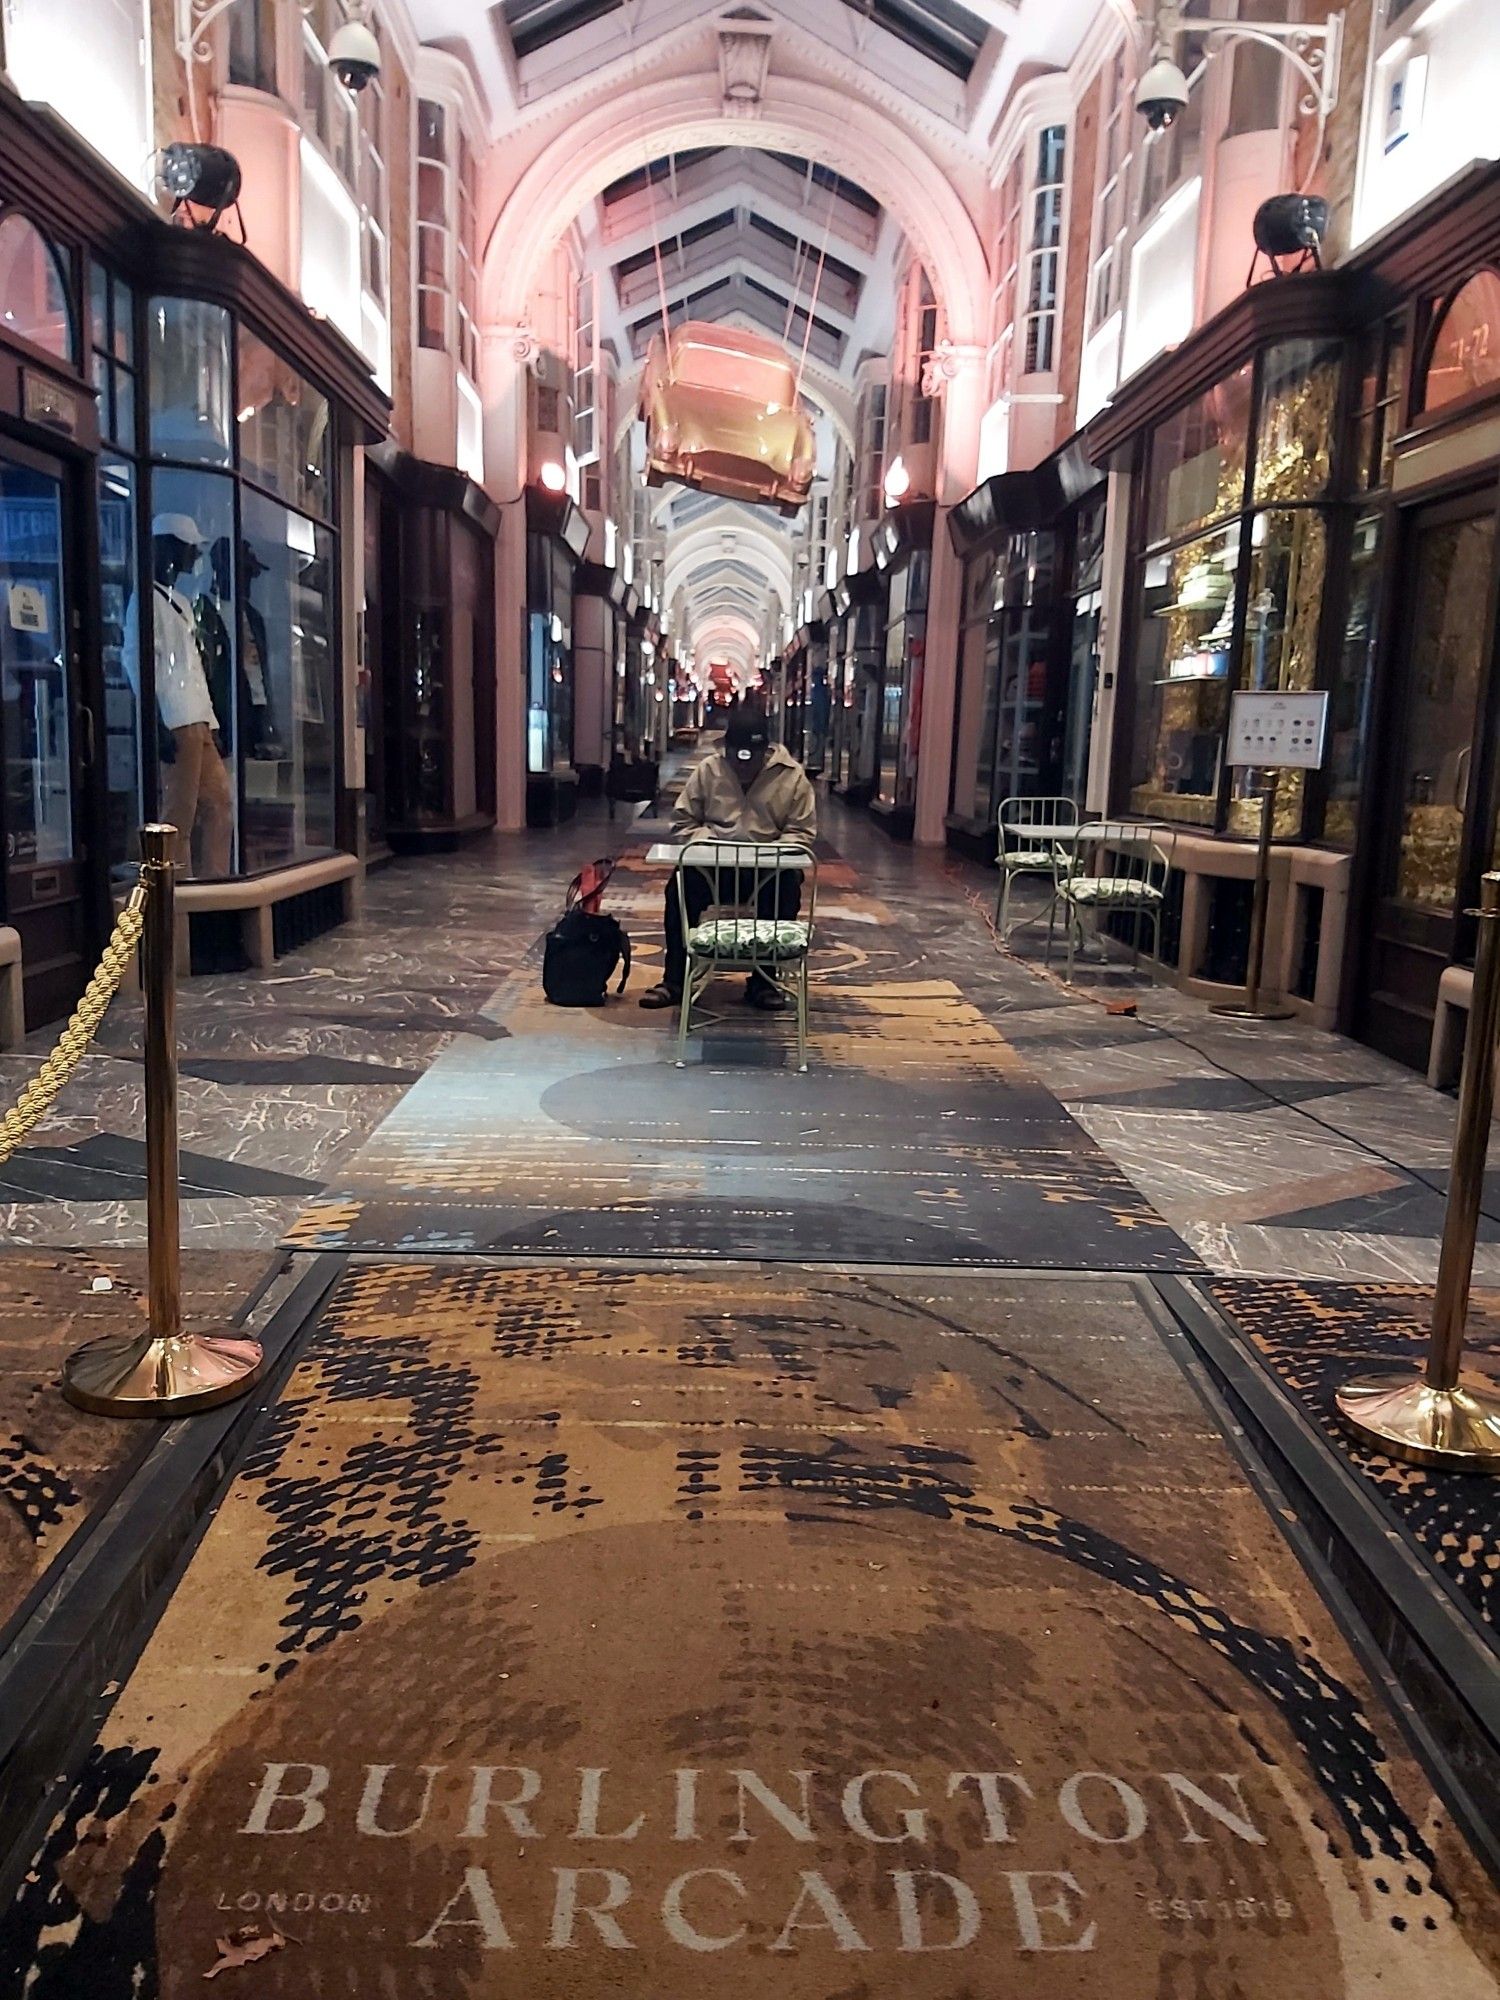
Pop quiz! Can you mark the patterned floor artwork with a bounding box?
[0,1249,272,1634]
[4,1260,1497,1996]
[1206,1277,1500,1630]
[286,842,1196,1270]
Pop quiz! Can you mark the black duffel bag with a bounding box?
[543,858,631,1007]
[543,907,631,1005]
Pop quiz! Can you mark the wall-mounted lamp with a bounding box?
[883,456,912,504]
[157,142,244,234]
[539,460,568,494]
[1250,192,1330,281]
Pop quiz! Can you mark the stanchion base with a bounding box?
[1209,1002,1297,1021]
[61,1328,265,1417]
[1335,1368,1500,1471]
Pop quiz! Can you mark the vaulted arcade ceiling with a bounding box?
[500,0,994,79]
[405,0,1115,666]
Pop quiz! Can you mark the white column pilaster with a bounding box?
[915,344,986,847]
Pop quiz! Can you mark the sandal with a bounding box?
[638,983,681,1010]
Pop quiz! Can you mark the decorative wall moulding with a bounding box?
[718,14,775,113]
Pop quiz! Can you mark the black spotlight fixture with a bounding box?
[157,143,245,238]
[1248,193,1330,284]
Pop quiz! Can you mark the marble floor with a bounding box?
[977,884,1500,1287]
[0,793,1494,1283]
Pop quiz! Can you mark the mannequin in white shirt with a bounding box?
[139,515,233,877]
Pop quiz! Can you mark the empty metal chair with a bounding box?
[675,841,818,1070]
[1050,823,1171,983]
[996,796,1086,937]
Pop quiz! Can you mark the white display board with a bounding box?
[1226,690,1329,770]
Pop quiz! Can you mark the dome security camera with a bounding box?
[328,18,381,93]
[1135,55,1190,131]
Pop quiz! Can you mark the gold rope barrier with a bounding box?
[54,825,265,1418]
[0,886,147,1166]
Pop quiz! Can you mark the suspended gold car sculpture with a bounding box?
[640,321,817,516]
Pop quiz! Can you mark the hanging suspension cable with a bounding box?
[793,173,839,400]
[647,154,677,364]
[782,235,809,346]
[781,159,826,346]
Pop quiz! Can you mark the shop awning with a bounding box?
[947,435,1102,557]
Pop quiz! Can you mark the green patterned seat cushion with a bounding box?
[1060,876,1163,906]
[686,917,812,958]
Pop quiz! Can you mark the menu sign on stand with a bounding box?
[1212,691,1330,1022]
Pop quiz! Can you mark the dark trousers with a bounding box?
[663,868,803,997]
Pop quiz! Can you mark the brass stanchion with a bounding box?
[1336,870,1500,1471]
[1211,777,1294,1022]
[62,826,265,1417]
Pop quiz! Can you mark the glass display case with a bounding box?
[1125,339,1341,835]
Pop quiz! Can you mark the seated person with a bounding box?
[639,701,817,1014]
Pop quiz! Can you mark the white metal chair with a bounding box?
[996,796,1087,937]
[675,842,818,1070]
[1049,822,1171,983]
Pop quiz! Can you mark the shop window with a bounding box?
[1421,270,1500,416]
[89,263,137,455]
[99,457,143,880]
[1352,313,1410,492]
[1145,365,1253,546]
[143,467,240,878]
[1228,508,1327,836]
[0,211,74,363]
[1129,523,1241,826]
[148,298,233,466]
[1253,340,1340,504]
[1390,511,1495,913]
[1152,372,1256,548]
[956,531,1060,826]
[239,490,337,870]
[237,327,331,520]
[1324,512,1382,851]
[147,297,341,879]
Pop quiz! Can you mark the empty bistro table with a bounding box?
[645,841,816,869]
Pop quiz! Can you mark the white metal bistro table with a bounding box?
[645,841,816,870]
